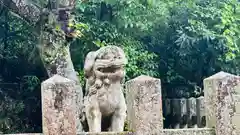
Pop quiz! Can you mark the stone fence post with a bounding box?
[204,71,240,135]
[41,75,77,135]
[125,75,163,135]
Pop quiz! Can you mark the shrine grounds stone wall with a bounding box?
[4,128,215,135]
[5,71,240,135]
[204,71,240,135]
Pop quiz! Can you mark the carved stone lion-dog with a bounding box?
[83,45,127,132]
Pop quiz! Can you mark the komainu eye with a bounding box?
[98,68,103,72]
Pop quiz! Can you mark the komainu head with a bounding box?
[84,45,127,91]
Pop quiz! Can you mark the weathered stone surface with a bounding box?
[3,132,132,135]
[204,71,240,135]
[187,97,197,128]
[77,132,133,135]
[171,98,187,129]
[41,75,77,135]
[83,46,127,132]
[171,99,187,117]
[161,128,215,135]
[163,99,171,116]
[5,134,43,135]
[179,98,188,129]
[163,99,171,128]
[3,129,215,135]
[126,75,163,135]
[196,96,205,128]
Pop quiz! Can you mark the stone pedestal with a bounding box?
[204,71,240,135]
[196,96,205,128]
[187,97,197,128]
[41,75,77,135]
[171,98,188,129]
[163,99,171,128]
[125,75,163,135]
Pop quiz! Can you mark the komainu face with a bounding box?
[83,45,127,132]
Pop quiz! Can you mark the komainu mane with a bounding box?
[83,45,127,132]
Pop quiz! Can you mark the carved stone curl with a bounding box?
[83,45,127,132]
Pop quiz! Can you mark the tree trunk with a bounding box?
[0,0,84,132]
[39,30,84,132]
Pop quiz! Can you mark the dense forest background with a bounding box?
[0,0,239,133]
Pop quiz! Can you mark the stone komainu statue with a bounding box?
[83,45,127,132]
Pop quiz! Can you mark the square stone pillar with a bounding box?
[125,75,163,135]
[204,71,240,135]
[41,75,77,135]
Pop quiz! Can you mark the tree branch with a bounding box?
[0,0,41,24]
[0,0,77,25]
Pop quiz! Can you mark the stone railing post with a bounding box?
[41,75,77,135]
[125,75,163,134]
[204,71,240,135]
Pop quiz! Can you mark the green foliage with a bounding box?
[0,75,42,134]
[72,0,240,98]
[0,7,44,133]
[71,1,160,91]
[114,0,168,32]
[122,37,159,81]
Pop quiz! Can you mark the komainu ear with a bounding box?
[84,51,97,78]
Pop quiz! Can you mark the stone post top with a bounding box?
[42,74,73,84]
[127,75,160,83]
[204,71,239,80]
